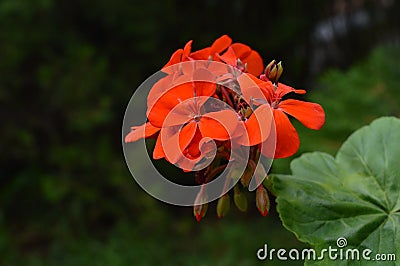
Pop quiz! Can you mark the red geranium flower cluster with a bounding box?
[125,35,325,221]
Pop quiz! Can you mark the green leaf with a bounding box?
[273,117,400,265]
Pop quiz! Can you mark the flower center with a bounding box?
[271,101,279,109]
[193,115,202,122]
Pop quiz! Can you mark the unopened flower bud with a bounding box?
[216,194,230,218]
[193,185,208,221]
[233,185,248,212]
[256,185,270,217]
[263,60,283,84]
[193,203,208,222]
[240,165,253,187]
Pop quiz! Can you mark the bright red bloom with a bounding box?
[162,35,263,76]
[239,73,325,158]
[125,35,326,220]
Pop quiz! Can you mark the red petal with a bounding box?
[275,83,306,98]
[162,49,183,69]
[242,50,264,76]
[267,109,300,159]
[125,122,160,143]
[183,40,193,58]
[184,127,203,158]
[147,95,178,128]
[279,99,325,130]
[193,68,217,96]
[217,46,237,66]
[162,122,197,164]
[147,74,176,110]
[179,122,198,152]
[153,133,165,159]
[179,130,218,171]
[147,83,195,128]
[190,35,232,61]
[207,61,233,77]
[237,104,273,146]
[195,82,216,98]
[177,128,206,171]
[211,35,232,54]
[161,96,206,129]
[162,40,192,69]
[199,110,239,140]
[230,43,251,58]
[237,73,273,105]
[190,47,212,60]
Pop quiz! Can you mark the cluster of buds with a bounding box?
[262,60,283,85]
[194,167,271,220]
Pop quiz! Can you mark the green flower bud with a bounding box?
[234,186,248,212]
[264,59,283,84]
[216,194,230,218]
[240,165,253,187]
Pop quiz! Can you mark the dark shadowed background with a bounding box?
[1,0,399,265]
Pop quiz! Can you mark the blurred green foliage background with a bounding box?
[1,0,399,265]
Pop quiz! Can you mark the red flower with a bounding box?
[125,35,327,220]
[239,73,325,158]
[161,35,263,76]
